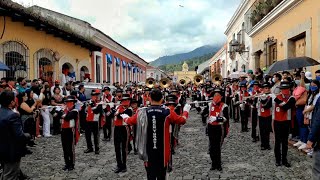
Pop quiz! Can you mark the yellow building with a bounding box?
[0,1,100,84]
[173,62,196,84]
[245,0,320,75]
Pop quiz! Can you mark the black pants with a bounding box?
[240,109,248,131]
[274,120,290,163]
[208,124,223,168]
[145,165,167,180]
[61,128,75,168]
[24,118,36,138]
[114,126,129,169]
[133,125,137,151]
[251,108,258,139]
[259,116,272,148]
[85,121,100,151]
[103,116,112,139]
[232,105,239,122]
[53,112,63,134]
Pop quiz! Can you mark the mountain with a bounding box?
[158,53,214,73]
[150,45,220,67]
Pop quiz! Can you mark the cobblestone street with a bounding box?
[21,109,313,180]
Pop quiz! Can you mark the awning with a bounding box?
[122,61,127,68]
[106,54,112,64]
[116,57,120,66]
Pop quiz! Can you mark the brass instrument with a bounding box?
[145,77,155,88]
[179,79,186,86]
[194,74,204,86]
[212,74,222,86]
[159,77,171,89]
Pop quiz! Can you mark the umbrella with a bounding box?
[228,71,247,79]
[0,61,9,71]
[265,56,320,74]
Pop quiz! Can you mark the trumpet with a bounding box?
[187,100,211,104]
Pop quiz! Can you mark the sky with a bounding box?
[13,0,240,62]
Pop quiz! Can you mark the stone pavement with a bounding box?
[21,109,312,180]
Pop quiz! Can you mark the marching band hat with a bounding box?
[240,75,247,78]
[279,82,291,89]
[131,99,138,104]
[102,86,111,92]
[212,88,224,96]
[166,94,178,105]
[116,88,123,93]
[121,93,131,101]
[64,95,77,102]
[91,89,101,95]
[262,82,271,88]
[144,87,151,91]
[252,81,260,86]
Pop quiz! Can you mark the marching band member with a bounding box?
[257,82,273,150]
[250,81,261,142]
[113,88,123,104]
[142,88,151,107]
[121,89,191,179]
[207,88,229,171]
[201,87,214,125]
[230,79,239,122]
[235,84,250,132]
[61,96,80,171]
[131,99,139,155]
[102,86,114,141]
[113,94,133,173]
[84,89,103,154]
[273,82,296,167]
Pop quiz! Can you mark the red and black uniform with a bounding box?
[85,100,103,153]
[114,105,133,171]
[61,108,79,170]
[125,105,188,179]
[257,93,273,150]
[207,102,229,170]
[132,107,138,154]
[231,84,239,122]
[273,94,295,164]
[142,94,150,107]
[102,93,114,140]
[235,90,250,132]
[249,89,260,141]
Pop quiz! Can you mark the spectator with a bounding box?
[315,70,320,82]
[16,77,28,94]
[0,90,31,180]
[50,80,63,96]
[271,73,282,94]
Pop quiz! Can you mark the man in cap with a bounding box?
[61,95,80,171]
[121,89,191,179]
[102,86,114,141]
[257,82,273,150]
[113,94,133,173]
[84,89,103,154]
[207,88,229,171]
[235,83,250,132]
[273,82,296,167]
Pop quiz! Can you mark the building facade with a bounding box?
[146,65,168,81]
[196,60,210,80]
[210,44,228,78]
[246,0,320,75]
[0,1,100,85]
[173,62,196,84]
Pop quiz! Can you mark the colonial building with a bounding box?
[0,0,100,85]
[225,0,253,74]
[210,44,227,78]
[196,60,210,80]
[31,5,148,84]
[245,0,320,75]
[173,62,196,84]
[146,65,168,81]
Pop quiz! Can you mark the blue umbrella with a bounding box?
[0,61,9,71]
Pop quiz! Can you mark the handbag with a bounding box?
[296,91,307,106]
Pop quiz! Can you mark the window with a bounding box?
[36,49,54,85]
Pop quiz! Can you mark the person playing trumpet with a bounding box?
[102,86,114,142]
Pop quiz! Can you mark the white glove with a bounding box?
[120,114,130,119]
[205,96,209,101]
[146,101,150,105]
[194,101,200,108]
[108,102,115,108]
[183,104,191,112]
[280,102,286,106]
[208,116,217,123]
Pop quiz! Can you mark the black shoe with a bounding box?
[217,167,222,171]
[283,162,291,168]
[25,148,33,154]
[84,149,93,153]
[114,167,122,173]
[252,139,257,143]
[95,149,100,154]
[62,165,69,171]
[266,146,271,150]
[275,162,281,167]
[261,147,266,150]
[134,150,138,155]
[167,166,172,172]
[68,166,74,171]
[121,168,127,173]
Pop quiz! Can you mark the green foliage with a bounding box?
[158,53,214,73]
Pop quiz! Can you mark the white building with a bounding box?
[209,44,227,78]
[196,60,210,80]
[224,0,253,74]
[146,66,168,81]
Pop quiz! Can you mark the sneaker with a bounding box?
[293,141,303,147]
[283,162,291,168]
[44,134,52,138]
[121,168,127,173]
[298,143,307,150]
[62,165,69,171]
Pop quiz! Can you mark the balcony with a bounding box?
[245,0,284,34]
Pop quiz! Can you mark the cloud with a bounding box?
[13,0,240,61]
